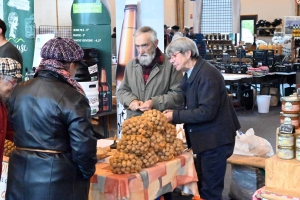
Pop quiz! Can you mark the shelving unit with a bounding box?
[256,26,282,37]
[204,39,236,60]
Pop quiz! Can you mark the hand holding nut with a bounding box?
[129,100,143,111]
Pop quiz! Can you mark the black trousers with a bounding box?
[194,143,234,200]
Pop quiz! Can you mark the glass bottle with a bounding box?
[273,43,277,54]
[251,36,257,50]
[99,68,112,112]
[278,43,282,55]
[293,25,296,37]
[268,43,273,51]
[116,1,137,87]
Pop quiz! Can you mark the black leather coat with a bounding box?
[6,70,97,200]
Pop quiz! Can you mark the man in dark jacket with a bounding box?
[164,37,240,200]
[6,38,97,200]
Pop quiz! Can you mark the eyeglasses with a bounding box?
[170,52,181,61]
[135,44,149,50]
[5,77,17,87]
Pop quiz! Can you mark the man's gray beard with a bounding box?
[138,51,156,66]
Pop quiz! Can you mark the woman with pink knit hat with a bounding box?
[6,37,97,200]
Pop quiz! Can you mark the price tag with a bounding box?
[280,124,295,134]
[88,64,98,74]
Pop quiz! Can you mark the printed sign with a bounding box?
[32,34,54,68]
[284,16,300,35]
[4,0,35,77]
[73,3,102,13]
[7,0,30,11]
[0,160,8,199]
[0,0,3,19]
[280,124,295,134]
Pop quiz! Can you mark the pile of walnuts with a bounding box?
[156,143,175,161]
[172,138,185,156]
[4,140,16,157]
[117,134,150,155]
[141,109,168,134]
[109,152,142,174]
[109,109,185,174]
[121,116,153,136]
[149,132,166,153]
[140,148,159,168]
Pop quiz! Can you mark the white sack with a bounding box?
[233,128,274,158]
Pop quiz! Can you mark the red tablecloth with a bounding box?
[253,186,300,200]
[89,152,199,200]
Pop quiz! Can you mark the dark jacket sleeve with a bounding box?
[67,95,97,179]
[172,68,221,124]
[6,119,14,141]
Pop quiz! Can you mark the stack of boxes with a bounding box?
[253,49,274,69]
[262,94,300,198]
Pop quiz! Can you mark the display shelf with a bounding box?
[205,39,236,58]
[257,26,282,30]
[257,26,282,37]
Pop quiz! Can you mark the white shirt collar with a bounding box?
[186,67,194,78]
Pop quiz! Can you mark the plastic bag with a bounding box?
[233,128,274,158]
[176,124,186,143]
[229,164,265,200]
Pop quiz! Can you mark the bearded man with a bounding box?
[117,26,183,119]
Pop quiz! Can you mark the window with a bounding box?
[201,0,232,34]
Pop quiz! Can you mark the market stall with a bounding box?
[89,152,199,200]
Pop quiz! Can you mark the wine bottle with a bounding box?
[116,1,137,87]
[99,68,112,112]
[278,43,282,55]
[251,36,257,51]
[98,83,103,113]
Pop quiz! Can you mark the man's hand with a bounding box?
[129,100,143,111]
[138,100,153,112]
[163,109,173,122]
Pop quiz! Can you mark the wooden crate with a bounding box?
[265,156,300,198]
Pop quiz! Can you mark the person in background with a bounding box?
[167,26,173,38]
[6,38,97,200]
[0,19,23,68]
[117,26,183,119]
[188,26,196,39]
[111,26,117,56]
[0,58,21,176]
[183,27,190,38]
[163,37,240,200]
[171,25,183,41]
[164,24,171,52]
[111,26,116,38]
